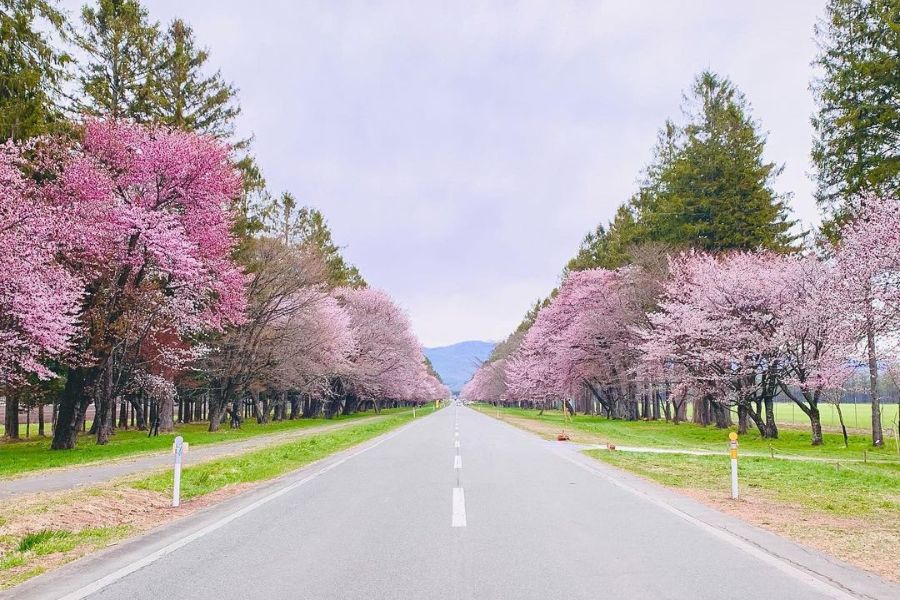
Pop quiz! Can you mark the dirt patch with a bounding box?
[502,415,607,445]
[674,487,900,583]
[0,479,259,590]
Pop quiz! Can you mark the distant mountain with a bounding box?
[424,341,496,393]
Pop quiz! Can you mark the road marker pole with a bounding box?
[172,435,185,507]
[729,431,739,500]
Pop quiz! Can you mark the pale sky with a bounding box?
[62,0,828,347]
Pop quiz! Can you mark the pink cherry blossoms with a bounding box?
[463,196,900,445]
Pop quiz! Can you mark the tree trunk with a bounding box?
[207,397,223,432]
[835,404,849,448]
[764,397,778,439]
[38,403,45,436]
[52,367,95,450]
[4,393,19,440]
[230,395,242,429]
[158,393,175,433]
[693,395,709,425]
[96,365,115,445]
[253,390,268,424]
[711,400,731,429]
[131,396,147,430]
[737,405,749,435]
[809,405,823,446]
[118,398,128,429]
[866,327,884,447]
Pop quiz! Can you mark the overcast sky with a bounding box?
[63,0,827,347]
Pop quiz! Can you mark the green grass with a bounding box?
[480,405,900,461]
[0,525,130,590]
[0,408,413,479]
[131,411,416,499]
[589,450,900,516]
[770,402,900,430]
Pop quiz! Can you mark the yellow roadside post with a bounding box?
[729,431,739,500]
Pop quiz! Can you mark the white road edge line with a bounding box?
[451,487,467,527]
[556,450,857,600]
[55,423,412,600]
[454,455,462,469]
[454,440,460,448]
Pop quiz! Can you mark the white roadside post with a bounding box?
[729,431,739,500]
[172,435,186,507]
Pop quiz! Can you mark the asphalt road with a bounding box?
[8,405,897,600]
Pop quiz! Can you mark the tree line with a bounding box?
[0,0,449,447]
[462,0,900,448]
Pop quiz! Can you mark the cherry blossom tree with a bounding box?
[0,141,83,386]
[201,238,325,430]
[773,255,855,444]
[460,358,508,404]
[642,251,792,434]
[43,120,247,448]
[262,290,355,420]
[834,195,900,447]
[336,287,437,413]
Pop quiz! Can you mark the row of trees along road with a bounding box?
[463,0,900,447]
[0,0,449,448]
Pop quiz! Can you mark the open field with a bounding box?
[0,410,420,589]
[0,407,423,479]
[718,402,899,432]
[475,405,900,460]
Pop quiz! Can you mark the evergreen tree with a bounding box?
[260,192,366,288]
[565,203,644,271]
[0,0,69,141]
[75,0,160,120]
[151,18,240,138]
[640,71,797,252]
[812,0,900,236]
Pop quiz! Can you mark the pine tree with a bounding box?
[259,192,366,288]
[75,0,160,120]
[151,18,240,138]
[565,203,644,271]
[567,71,796,278]
[812,0,900,236]
[0,0,69,141]
[641,71,797,252]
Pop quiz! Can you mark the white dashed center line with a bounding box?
[451,487,467,527]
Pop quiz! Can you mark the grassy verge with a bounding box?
[589,450,899,515]
[130,411,416,499]
[0,407,412,479]
[587,449,900,581]
[0,526,131,589]
[0,408,422,589]
[476,405,900,461]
